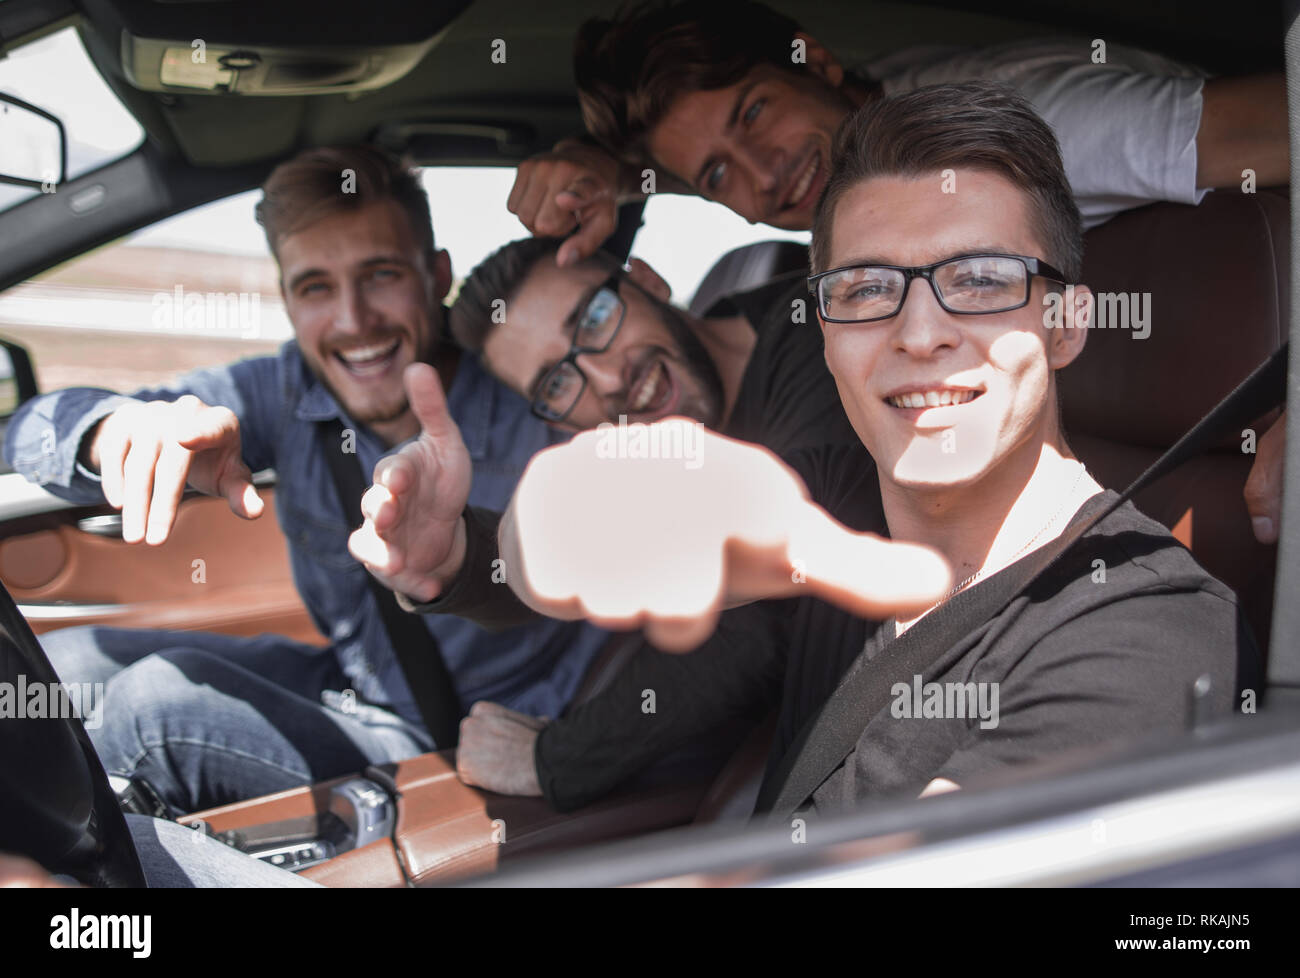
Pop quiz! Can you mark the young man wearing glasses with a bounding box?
[360,83,1256,812]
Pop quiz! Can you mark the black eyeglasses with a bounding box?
[530,269,627,423]
[807,254,1067,324]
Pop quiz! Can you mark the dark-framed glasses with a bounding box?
[530,269,627,423]
[807,254,1067,324]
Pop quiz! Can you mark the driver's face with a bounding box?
[480,260,724,432]
[647,63,854,231]
[278,200,450,429]
[819,170,1087,492]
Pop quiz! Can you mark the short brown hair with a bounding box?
[451,237,568,353]
[810,82,1084,282]
[575,0,805,163]
[255,145,436,261]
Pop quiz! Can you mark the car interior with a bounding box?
[1,0,1298,888]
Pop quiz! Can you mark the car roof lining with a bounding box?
[48,0,1287,170]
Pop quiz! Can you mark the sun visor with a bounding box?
[88,0,472,95]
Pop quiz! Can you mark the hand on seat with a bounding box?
[456,701,547,796]
[498,420,953,652]
[348,364,473,602]
[1245,408,1286,544]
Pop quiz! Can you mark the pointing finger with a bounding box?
[145,439,192,545]
[787,500,952,620]
[403,363,463,446]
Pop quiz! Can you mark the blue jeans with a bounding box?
[40,626,435,817]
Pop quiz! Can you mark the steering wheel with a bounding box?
[0,581,145,886]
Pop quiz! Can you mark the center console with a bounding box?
[177,749,709,886]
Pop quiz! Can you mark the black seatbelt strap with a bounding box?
[758,343,1288,818]
[320,419,462,748]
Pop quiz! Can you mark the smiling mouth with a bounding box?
[626,359,675,416]
[781,150,822,213]
[885,389,983,410]
[333,338,401,378]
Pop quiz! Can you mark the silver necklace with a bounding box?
[920,461,1091,610]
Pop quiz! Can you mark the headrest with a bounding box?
[689,240,810,317]
[1059,190,1288,448]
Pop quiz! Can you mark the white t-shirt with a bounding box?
[859,39,1209,228]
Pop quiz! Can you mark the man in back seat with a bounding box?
[453,82,1260,813]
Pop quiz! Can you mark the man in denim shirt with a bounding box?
[4,145,605,817]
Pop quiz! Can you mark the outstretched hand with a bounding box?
[348,363,473,601]
[498,420,953,652]
[91,395,263,545]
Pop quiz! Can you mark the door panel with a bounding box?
[0,476,325,645]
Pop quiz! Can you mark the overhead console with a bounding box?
[81,0,473,95]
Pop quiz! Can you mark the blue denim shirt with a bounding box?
[5,341,606,737]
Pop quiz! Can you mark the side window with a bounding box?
[1,167,770,397]
[0,190,285,393]
[0,167,532,396]
[420,166,528,296]
[633,194,809,305]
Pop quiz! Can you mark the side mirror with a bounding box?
[0,92,67,190]
[0,339,38,418]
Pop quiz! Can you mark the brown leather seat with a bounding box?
[1059,189,1289,660]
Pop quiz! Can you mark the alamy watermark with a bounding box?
[151,285,261,338]
[891,674,1000,729]
[0,674,105,730]
[1043,285,1151,340]
[50,908,150,958]
[594,415,705,470]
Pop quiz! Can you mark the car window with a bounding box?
[0,168,534,394]
[0,190,285,393]
[0,26,145,213]
[634,194,809,304]
[421,166,529,291]
[0,164,810,397]
[421,166,811,305]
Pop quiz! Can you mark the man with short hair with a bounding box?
[5,145,608,817]
[508,0,1288,544]
[362,83,1258,813]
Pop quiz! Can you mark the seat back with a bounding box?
[688,240,810,316]
[1059,190,1289,659]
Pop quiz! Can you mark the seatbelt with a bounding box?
[320,419,462,748]
[757,343,1289,818]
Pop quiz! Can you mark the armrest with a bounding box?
[180,749,710,887]
[389,750,709,885]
